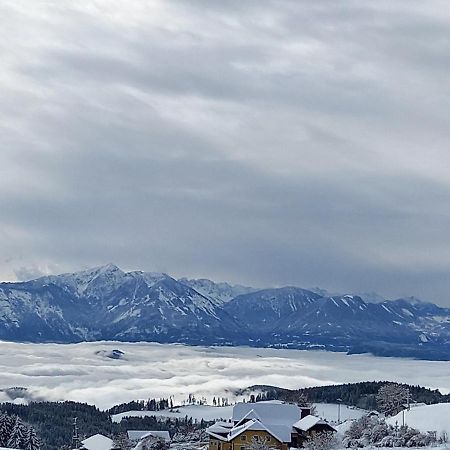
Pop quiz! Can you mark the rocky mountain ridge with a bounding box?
[1,264,449,360]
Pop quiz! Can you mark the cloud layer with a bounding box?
[0,341,449,410]
[1,1,450,303]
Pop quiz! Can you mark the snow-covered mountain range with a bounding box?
[1,264,450,360]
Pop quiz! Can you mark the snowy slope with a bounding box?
[387,403,450,438]
[313,403,366,424]
[111,405,234,423]
[178,278,256,305]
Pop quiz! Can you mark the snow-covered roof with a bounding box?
[334,420,353,436]
[208,402,339,444]
[293,415,332,432]
[208,417,291,443]
[127,430,171,442]
[233,401,301,425]
[208,401,305,444]
[0,447,23,450]
[230,418,289,443]
[81,434,115,450]
[207,422,234,434]
[402,402,427,408]
[234,408,263,426]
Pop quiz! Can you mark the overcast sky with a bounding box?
[2,1,450,304]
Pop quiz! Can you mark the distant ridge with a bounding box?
[1,264,450,360]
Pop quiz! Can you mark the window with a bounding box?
[266,436,271,442]
[240,446,245,450]
[241,435,246,441]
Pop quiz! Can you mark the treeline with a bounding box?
[108,398,172,415]
[246,381,450,410]
[120,415,212,435]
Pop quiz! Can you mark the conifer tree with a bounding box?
[7,416,27,449]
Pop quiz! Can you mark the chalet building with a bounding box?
[207,401,336,450]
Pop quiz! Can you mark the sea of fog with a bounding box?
[0,341,449,410]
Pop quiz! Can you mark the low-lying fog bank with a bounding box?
[0,341,449,409]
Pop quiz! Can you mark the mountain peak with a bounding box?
[97,263,121,272]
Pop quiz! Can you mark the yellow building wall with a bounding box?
[209,438,231,450]
[209,430,288,450]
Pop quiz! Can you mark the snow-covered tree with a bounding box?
[249,436,276,450]
[0,413,41,450]
[343,414,438,448]
[370,420,390,444]
[304,432,339,450]
[139,436,169,450]
[343,415,376,447]
[376,384,408,416]
[7,416,27,449]
[23,426,41,450]
[0,413,13,447]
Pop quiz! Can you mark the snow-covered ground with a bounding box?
[112,404,234,423]
[387,403,450,440]
[112,403,367,422]
[112,402,365,424]
[1,340,450,409]
[314,403,366,423]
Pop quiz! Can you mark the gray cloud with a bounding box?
[1,1,450,304]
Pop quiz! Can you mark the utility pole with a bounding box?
[402,389,410,427]
[72,417,79,450]
[337,398,342,424]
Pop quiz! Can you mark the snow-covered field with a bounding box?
[111,402,365,423]
[387,403,450,440]
[0,341,450,410]
[314,403,366,423]
[112,404,234,423]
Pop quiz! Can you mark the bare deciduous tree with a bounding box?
[376,384,408,416]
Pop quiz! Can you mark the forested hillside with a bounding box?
[239,381,450,410]
[302,382,449,409]
[0,401,210,450]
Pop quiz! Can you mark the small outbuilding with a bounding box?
[80,434,119,450]
[292,415,336,446]
[127,431,171,443]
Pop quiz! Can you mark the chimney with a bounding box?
[300,407,311,419]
